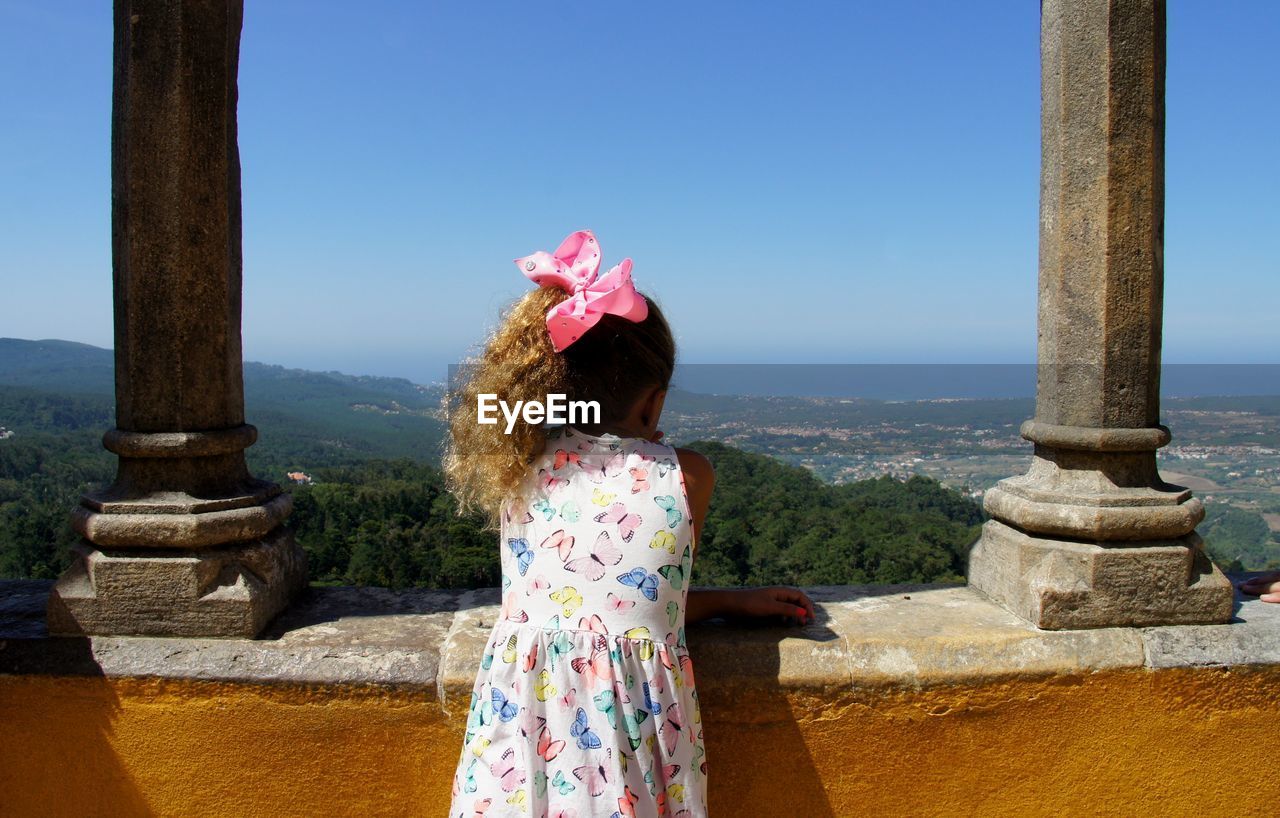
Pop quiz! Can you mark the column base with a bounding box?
[46,526,308,638]
[968,519,1233,630]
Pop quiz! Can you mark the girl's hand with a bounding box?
[733,586,816,626]
[1239,571,1280,602]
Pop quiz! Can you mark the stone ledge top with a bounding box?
[1,576,1277,696]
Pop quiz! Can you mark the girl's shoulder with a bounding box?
[673,447,714,486]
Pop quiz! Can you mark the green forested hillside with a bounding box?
[280,445,979,590]
[1201,503,1280,572]
[288,458,495,588]
[0,337,448,471]
[10,337,1269,589]
[0,338,115,395]
[0,387,117,578]
[241,361,447,470]
[0,419,981,590]
[0,343,453,582]
[686,442,978,586]
[0,429,113,579]
[0,393,982,589]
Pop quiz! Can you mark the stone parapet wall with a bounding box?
[3,578,1279,816]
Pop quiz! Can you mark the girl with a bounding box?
[443,230,816,818]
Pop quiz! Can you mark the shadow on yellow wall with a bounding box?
[4,664,1279,817]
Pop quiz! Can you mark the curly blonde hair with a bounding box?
[443,285,675,527]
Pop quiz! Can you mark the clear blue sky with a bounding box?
[2,2,1276,384]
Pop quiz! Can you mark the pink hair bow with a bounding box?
[515,229,649,352]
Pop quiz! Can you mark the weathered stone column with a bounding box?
[968,0,1232,629]
[46,0,307,637]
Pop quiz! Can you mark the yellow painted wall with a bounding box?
[2,667,1278,817]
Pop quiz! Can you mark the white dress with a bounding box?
[449,425,708,818]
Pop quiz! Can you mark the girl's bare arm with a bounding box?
[674,446,814,625]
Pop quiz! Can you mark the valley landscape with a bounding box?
[2,337,1277,590]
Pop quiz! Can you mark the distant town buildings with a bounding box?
[0,426,14,440]
[286,471,312,484]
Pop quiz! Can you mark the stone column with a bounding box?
[967,0,1232,629]
[46,0,307,637]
